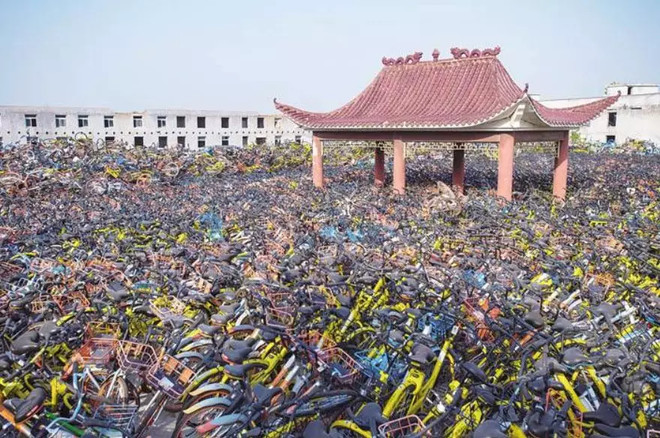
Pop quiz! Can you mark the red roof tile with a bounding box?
[529,94,620,127]
[275,53,617,130]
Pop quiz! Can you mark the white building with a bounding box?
[0,106,311,149]
[540,83,660,145]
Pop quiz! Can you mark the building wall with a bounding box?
[0,106,311,149]
[540,85,660,145]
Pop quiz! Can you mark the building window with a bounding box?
[242,136,248,147]
[133,115,143,128]
[606,135,615,144]
[105,136,115,145]
[608,112,617,127]
[198,136,206,148]
[134,136,144,147]
[55,115,66,128]
[177,136,186,148]
[177,116,185,128]
[221,117,229,128]
[158,136,167,148]
[242,117,248,129]
[157,116,166,128]
[274,118,281,129]
[104,115,114,128]
[25,114,37,127]
[275,135,281,146]
[78,115,89,128]
[197,117,206,128]
[257,117,264,129]
[256,137,266,145]
[295,135,302,144]
[222,136,229,146]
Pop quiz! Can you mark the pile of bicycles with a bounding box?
[0,139,659,437]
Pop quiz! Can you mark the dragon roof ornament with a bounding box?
[450,46,501,59]
[382,51,423,66]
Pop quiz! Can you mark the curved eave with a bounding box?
[274,95,527,131]
[527,94,620,128]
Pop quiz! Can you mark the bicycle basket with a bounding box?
[265,307,295,329]
[379,415,428,437]
[299,330,336,350]
[318,348,363,385]
[85,321,121,340]
[52,291,90,314]
[117,341,158,373]
[149,296,186,323]
[146,354,195,399]
[92,404,139,433]
[75,338,118,366]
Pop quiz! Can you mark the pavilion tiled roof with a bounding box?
[275,48,618,130]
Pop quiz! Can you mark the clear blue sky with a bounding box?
[1,0,658,113]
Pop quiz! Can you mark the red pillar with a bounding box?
[312,134,323,188]
[553,131,569,200]
[452,147,465,194]
[374,148,385,187]
[497,133,515,201]
[393,138,405,194]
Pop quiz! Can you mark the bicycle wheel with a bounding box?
[173,399,233,438]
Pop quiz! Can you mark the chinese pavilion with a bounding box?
[275,47,618,200]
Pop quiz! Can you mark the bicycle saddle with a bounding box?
[598,348,626,368]
[222,345,254,364]
[551,317,576,333]
[197,324,221,336]
[303,420,343,438]
[527,410,554,437]
[593,424,639,438]
[11,330,40,355]
[583,402,621,427]
[462,361,488,384]
[473,420,507,438]
[524,310,545,329]
[388,329,405,345]
[409,343,435,366]
[593,303,619,321]
[561,347,589,367]
[252,384,282,405]
[106,281,130,302]
[3,387,47,422]
[352,402,386,431]
[218,302,241,315]
[331,307,351,320]
[335,293,351,307]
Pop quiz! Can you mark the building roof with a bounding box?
[275,47,618,130]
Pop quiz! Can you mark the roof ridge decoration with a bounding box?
[382,51,423,66]
[450,46,501,59]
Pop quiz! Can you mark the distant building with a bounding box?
[0,106,311,149]
[540,83,660,145]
